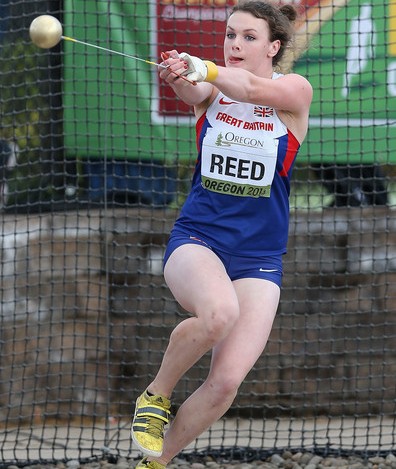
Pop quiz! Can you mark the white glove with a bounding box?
[179,53,218,83]
[179,52,208,82]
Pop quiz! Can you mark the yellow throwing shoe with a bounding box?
[131,391,171,457]
[134,457,166,469]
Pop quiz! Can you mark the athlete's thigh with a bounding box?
[209,278,280,381]
[164,243,237,316]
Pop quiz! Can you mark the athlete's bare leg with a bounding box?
[149,266,280,465]
[147,243,241,398]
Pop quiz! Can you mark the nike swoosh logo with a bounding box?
[259,268,278,273]
[219,97,238,105]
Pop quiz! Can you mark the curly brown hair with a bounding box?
[231,1,297,67]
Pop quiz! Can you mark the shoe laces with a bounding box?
[146,416,165,438]
[142,458,164,469]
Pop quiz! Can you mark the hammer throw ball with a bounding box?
[28,15,196,85]
[29,15,63,49]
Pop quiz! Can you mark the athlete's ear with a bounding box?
[268,39,281,58]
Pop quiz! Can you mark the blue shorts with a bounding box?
[163,234,283,288]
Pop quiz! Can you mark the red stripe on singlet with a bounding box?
[195,112,207,152]
[279,130,300,177]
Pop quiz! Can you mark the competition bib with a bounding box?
[201,129,278,198]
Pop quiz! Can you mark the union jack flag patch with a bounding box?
[253,106,274,118]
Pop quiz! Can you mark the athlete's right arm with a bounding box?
[159,50,214,107]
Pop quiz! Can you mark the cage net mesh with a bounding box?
[0,0,395,466]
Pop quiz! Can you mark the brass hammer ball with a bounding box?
[29,15,63,49]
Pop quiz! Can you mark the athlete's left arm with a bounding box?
[214,68,313,114]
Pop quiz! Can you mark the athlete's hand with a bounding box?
[179,52,219,83]
[159,50,188,84]
[178,53,208,82]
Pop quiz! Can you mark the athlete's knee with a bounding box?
[206,374,241,404]
[202,299,240,344]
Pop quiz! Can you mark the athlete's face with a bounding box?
[224,11,281,74]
